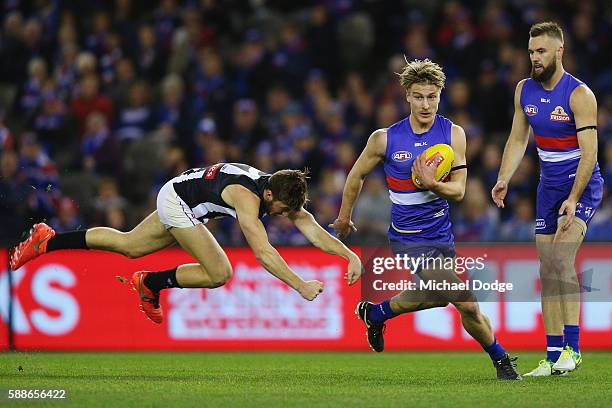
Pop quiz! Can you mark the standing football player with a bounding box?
[331,59,521,380]
[492,22,603,376]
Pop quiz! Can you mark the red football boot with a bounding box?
[9,223,56,270]
[131,271,163,324]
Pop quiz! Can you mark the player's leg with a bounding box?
[9,211,175,270]
[523,233,568,376]
[389,266,451,313]
[132,224,233,324]
[84,211,176,257]
[523,182,569,376]
[536,233,566,364]
[168,223,233,288]
[355,254,451,353]
[550,216,586,371]
[368,253,495,348]
[442,275,520,380]
[130,179,232,323]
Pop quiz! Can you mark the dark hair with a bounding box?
[529,21,564,43]
[267,169,309,211]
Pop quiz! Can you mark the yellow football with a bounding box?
[412,143,454,189]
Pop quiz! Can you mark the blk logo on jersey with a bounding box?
[392,151,412,162]
[535,219,546,229]
[524,104,538,116]
[550,106,570,122]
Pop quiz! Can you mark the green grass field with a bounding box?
[1,352,611,407]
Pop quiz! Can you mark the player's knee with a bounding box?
[551,243,577,267]
[117,232,144,259]
[208,264,233,288]
[123,246,145,259]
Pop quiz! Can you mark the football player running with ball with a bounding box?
[331,59,521,380]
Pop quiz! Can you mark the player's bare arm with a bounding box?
[492,79,531,208]
[330,128,387,239]
[411,124,467,201]
[559,85,599,230]
[222,184,324,301]
[290,208,363,285]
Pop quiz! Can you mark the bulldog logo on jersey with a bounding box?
[524,104,538,116]
[550,106,570,122]
[392,151,412,162]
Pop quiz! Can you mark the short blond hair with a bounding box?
[398,58,446,91]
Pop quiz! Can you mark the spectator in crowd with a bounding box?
[19,57,47,119]
[0,150,29,241]
[134,24,165,83]
[17,132,61,221]
[50,197,83,233]
[81,111,122,177]
[352,172,391,244]
[155,73,187,141]
[453,179,500,242]
[107,57,136,107]
[499,196,536,242]
[70,74,113,136]
[114,80,153,142]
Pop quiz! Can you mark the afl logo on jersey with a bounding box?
[550,106,570,122]
[524,104,538,116]
[392,151,412,162]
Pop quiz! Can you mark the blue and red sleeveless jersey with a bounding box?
[520,72,601,183]
[384,114,454,243]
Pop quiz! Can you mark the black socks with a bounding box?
[144,268,181,291]
[46,230,88,252]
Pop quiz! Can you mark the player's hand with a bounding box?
[558,199,577,231]
[344,257,364,285]
[298,280,324,301]
[412,153,437,190]
[328,218,357,240]
[491,180,508,208]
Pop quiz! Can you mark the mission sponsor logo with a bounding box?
[550,106,570,122]
[524,104,538,116]
[392,151,412,162]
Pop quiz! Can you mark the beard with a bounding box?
[262,198,274,215]
[531,59,557,83]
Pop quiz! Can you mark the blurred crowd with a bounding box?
[0,0,610,247]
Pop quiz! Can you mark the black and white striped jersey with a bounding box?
[171,163,270,222]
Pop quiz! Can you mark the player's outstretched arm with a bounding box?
[290,208,363,285]
[559,85,599,230]
[330,128,387,240]
[493,79,531,208]
[223,185,324,301]
[412,124,467,201]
